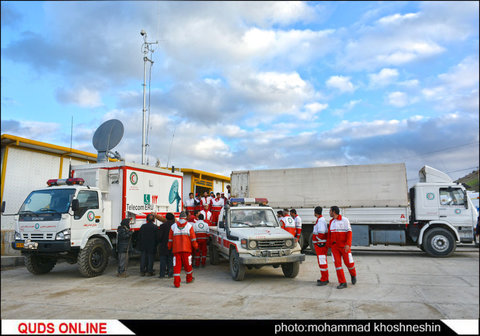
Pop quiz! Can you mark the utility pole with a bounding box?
[140,29,158,165]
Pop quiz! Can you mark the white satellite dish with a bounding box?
[92,119,124,163]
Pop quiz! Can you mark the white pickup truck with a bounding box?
[209,198,305,281]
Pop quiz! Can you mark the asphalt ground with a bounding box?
[1,245,478,320]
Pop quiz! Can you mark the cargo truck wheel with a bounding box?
[423,227,456,257]
[281,261,300,278]
[209,243,220,265]
[78,238,109,277]
[24,254,57,275]
[229,250,245,281]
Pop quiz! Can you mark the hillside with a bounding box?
[455,169,479,192]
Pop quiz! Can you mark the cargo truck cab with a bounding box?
[9,178,113,277]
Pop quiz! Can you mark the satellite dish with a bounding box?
[92,119,124,163]
[169,180,181,212]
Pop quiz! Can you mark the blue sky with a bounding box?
[1,1,479,184]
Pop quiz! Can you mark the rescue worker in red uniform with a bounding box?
[290,209,302,242]
[184,192,196,216]
[192,214,210,267]
[200,191,212,210]
[280,209,296,238]
[199,204,213,226]
[194,193,202,212]
[312,206,329,286]
[329,206,357,289]
[168,211,199,288]
[211,192,224,225]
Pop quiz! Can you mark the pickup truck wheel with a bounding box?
[281,261,300,278]
[229,250,246,281]
[209,243,220,265]
[423,227,456,257]
[78,238,109,277]
[24,254,56,275]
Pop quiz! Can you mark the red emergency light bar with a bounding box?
[47,178,85,186]
[230,198,269,206]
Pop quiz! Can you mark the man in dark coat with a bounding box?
[117,218,132,277]
[137,213,158,276]
[157,213,176,278]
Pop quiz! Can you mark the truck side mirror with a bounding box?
[219,220,224,228]
[464,191,468,209]
[1,201,5,213]
[71,199,79,212]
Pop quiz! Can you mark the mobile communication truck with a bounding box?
[209,198,305,280]
[8,161,183,277]
[231,164,477,257]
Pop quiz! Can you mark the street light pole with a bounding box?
[140,29,158,165]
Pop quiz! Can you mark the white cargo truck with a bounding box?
[231,164,478,257]
[6,161,183,277]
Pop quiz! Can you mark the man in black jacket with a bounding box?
[137,213,158,276]
[157,213,176,278]
[117,218,132,277]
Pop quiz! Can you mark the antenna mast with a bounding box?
[140,29,158,165]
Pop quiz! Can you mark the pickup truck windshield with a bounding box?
[230,209,278,228]
[20,189,76,214]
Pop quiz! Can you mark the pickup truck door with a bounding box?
[217,212,229,256]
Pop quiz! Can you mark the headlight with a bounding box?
[248,240,257,249]
[56,229,71,240]
[285,239,293,248]
[14,231,22,240]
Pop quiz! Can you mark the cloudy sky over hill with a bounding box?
[1,1,478,183]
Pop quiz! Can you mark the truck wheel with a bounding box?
[209,243,220,265]
[229,249,246,281]
[78,238,110,277]
[281,261,300,278]
[423,227,456,257]
[24,254,56,275]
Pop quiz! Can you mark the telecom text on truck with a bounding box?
[231,164,478,257]
[209,198,305,280]
[7,161,183,277]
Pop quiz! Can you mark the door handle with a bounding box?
[439,215,447,218]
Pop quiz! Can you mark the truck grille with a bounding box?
[257,240,285,249]
[22,233,54,240]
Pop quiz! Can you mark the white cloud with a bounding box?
[387,91,409,107]
[326,75,355,93]
[369,68,399,87]
[56,87,103,108]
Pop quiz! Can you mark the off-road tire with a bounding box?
[229,249,246,281]
[24,254,57,275]
[423,227,456,257]
[78,238,110,277]
[281,261,300,278]
[209,243,220,265]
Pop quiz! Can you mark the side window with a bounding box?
[439,188,465,206]
[74,191,99,219]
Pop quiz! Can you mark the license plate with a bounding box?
[16,243,24,248]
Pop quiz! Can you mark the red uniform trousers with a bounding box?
[173,252,194,288]
[194,239,208,267]
[331,245,356,284]
[314,245,329,282]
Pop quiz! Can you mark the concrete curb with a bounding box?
[1,256,24,270]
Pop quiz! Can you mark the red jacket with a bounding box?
[328,215,352,248]
[168,219,198,254]
[280,215,296,237]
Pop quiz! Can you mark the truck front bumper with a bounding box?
[12,240,71,253]
[239,253,305,265]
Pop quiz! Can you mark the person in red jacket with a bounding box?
[329,206,357,289]
[168,211,199,288]
[192,213,210,267]
[210,192,224,225]
[280,209,296,238]
[312,206,329,286]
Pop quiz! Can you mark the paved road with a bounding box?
[1,246,478,320]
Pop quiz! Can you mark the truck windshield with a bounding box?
[230,209,278,228]
[19,189,76,214]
